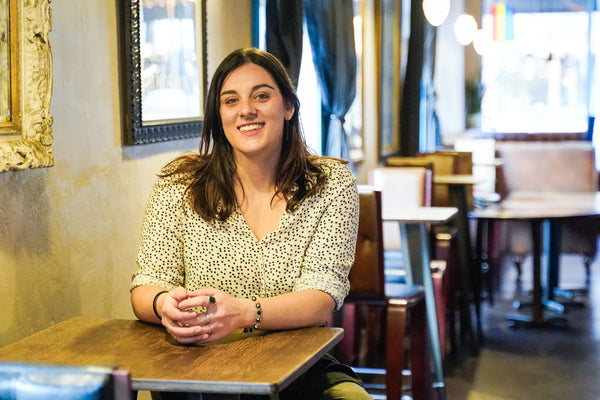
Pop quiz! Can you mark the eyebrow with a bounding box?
[220,83,276,97]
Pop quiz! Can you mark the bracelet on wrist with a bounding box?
[243,296,262,333]
[152,290,169,320]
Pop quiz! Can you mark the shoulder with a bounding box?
[310,157,357,200]
[148,174,191,209]
[312,157,356,187]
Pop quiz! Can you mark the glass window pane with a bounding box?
[480,11,590,133]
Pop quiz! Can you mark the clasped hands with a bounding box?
[159,287,246,344]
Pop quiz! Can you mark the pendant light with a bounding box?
[422,0,451,27]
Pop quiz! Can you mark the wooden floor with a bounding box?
[445,252,600,400]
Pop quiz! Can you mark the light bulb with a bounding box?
[454,13,478,46]
[422,0,451,27]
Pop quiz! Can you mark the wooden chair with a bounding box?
[0,362,133,400]
[336,187,433,400]
[368,166,433,284]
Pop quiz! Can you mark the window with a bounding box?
[252,0,363,159]
[479,2,598,134]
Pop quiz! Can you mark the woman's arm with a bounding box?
[173,288,335,344]
[131,284,174,324]
[255,289,335,329]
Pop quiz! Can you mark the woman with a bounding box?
[130,48,371,400]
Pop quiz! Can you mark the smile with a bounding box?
[238,123,264,132]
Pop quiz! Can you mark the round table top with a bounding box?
[469,191,600,220]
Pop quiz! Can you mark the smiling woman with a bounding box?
[130,48,372,400]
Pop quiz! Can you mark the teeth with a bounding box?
[239,124,263,132]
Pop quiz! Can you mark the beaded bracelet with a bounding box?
[152,290,169,319]
[243,296,262,333]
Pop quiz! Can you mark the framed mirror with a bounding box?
[117,0,207,145]
[0,0,53,172]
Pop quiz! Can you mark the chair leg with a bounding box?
[386,304,406,400]
[386,299,432,400]
[337,304,357,365]
[512,255,524,283]
[409,299,431,400]
[584,256,592,286]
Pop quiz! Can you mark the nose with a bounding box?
[238,99,257,118]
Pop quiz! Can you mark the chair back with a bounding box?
[348,186,386,299]
[368,166,432,251]
[0,362,133,400]
[383,157,435,206]
[495,141,598,194]
[418,151,474,207]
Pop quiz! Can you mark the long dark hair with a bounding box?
[161,47,328,221]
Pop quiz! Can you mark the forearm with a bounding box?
[130,285,170,324]
[249,289,335,331]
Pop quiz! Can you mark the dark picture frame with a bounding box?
[117,0,207,145]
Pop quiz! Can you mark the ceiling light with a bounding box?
[454,13,478,46]
[422,0,451,27]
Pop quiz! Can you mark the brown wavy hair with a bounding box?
[160,47,330,221]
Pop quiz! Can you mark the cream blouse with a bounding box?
[130,158,359,309]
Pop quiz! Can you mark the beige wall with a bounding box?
[0,0,251,347]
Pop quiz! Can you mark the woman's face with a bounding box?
[219,63,294,162]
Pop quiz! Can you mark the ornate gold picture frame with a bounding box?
[0,0,53,172]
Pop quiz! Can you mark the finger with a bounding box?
[169,286,190,302]
[177,334,211,344]
[168,322,213,344]
[165,321,205,339]
[178,295,216,310]
[176,315,204,327]
[164,306,198,321]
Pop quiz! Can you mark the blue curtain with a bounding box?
[266,0,304,87]
[304,0,357,160]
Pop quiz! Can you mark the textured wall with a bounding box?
[0,0,251,347]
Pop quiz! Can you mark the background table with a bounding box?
[470,191,600,328]
[0,318,343,399]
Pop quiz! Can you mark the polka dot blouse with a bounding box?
[130,158,359,309]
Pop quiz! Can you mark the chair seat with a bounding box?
[384,249,406,283]
[385,283,424,302]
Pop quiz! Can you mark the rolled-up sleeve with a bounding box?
[294,169,359,309]
[130,182,186,291]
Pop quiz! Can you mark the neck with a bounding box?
[234,153,279,194]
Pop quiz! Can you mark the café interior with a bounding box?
[1,0,600,399]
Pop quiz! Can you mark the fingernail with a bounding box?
[209,296,216,304]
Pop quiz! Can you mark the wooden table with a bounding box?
[382,206,457,393]
[0,318,343,399]
[470,191,600,328]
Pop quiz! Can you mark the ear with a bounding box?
[284,104,295,121]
